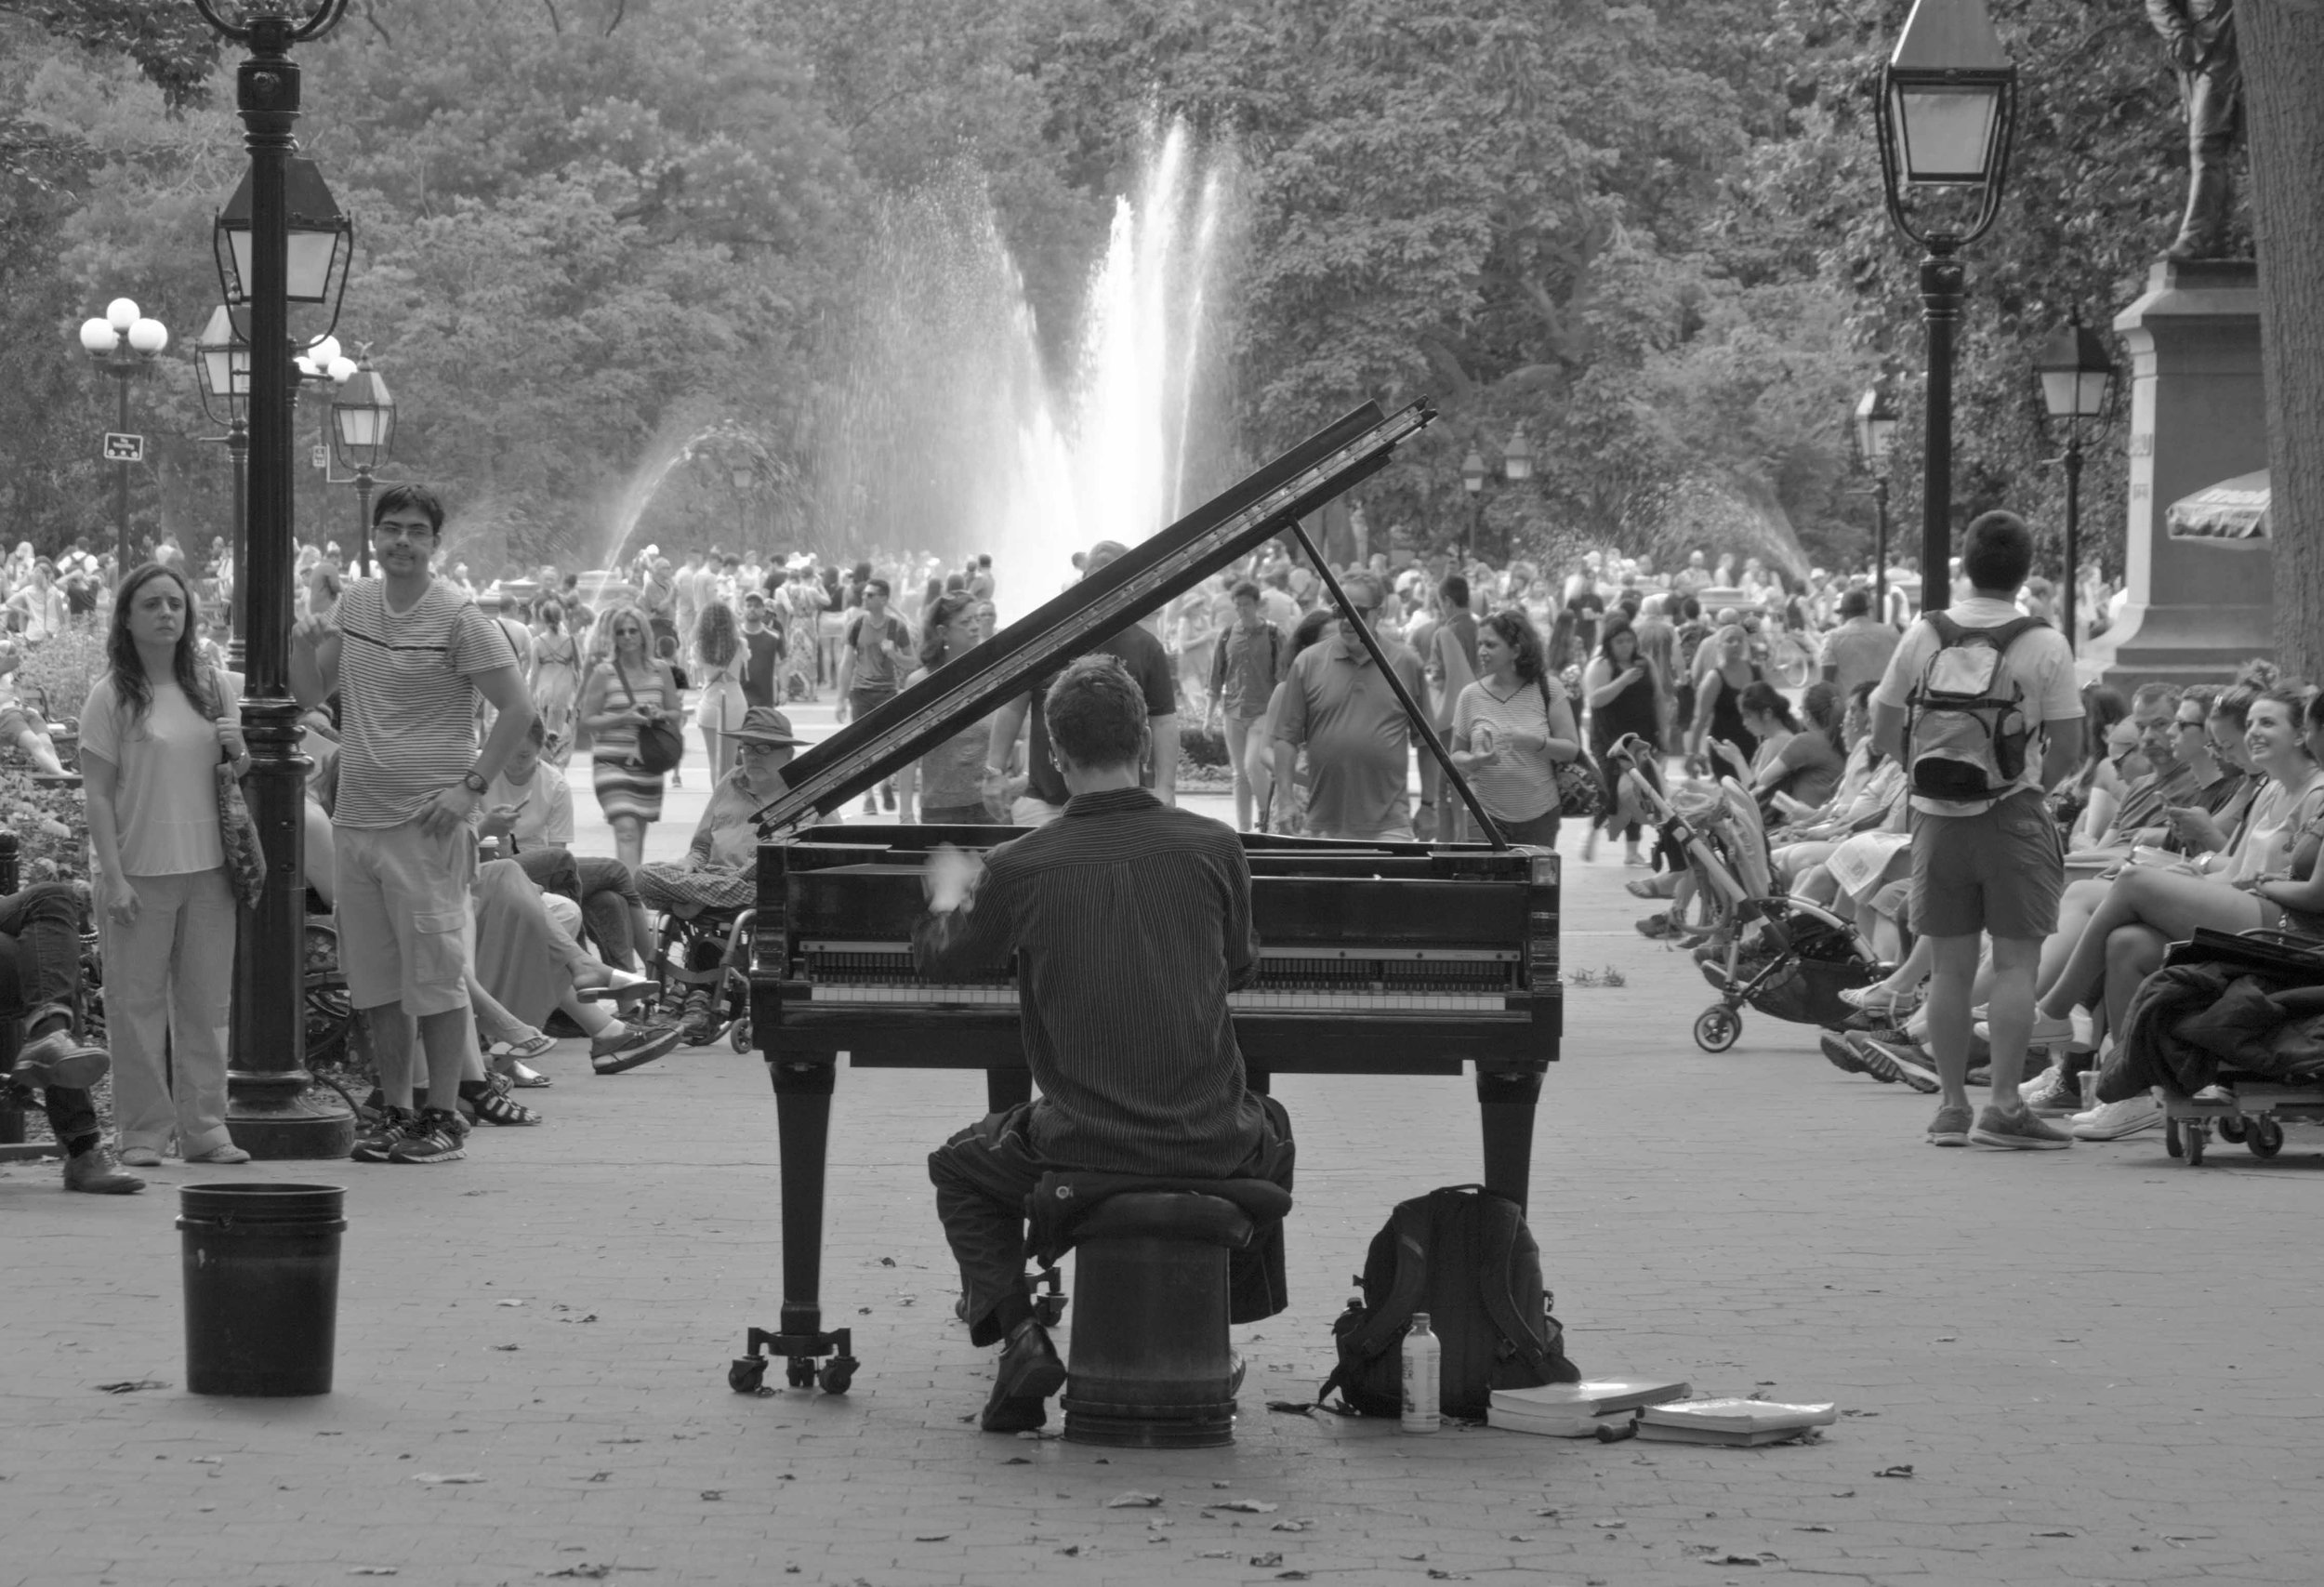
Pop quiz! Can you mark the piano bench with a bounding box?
[1059,1191,1252,1450]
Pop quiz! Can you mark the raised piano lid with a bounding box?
[750,399,1434,834]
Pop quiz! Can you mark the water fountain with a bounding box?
[817,121,1237,619]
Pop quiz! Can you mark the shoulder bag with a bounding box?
[615,657,686,776]
[201,668,268,909]
[1538,675,1604,820]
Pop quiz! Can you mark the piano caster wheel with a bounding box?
[1693,1004,1740,1052]
[728,1356,768,1395]
[786,1357,819,1390]
[1033,1293,1066,1329]
[729,1016,752,1053]
[817,1357,857,1395]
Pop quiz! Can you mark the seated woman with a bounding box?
[2031,686,2324,1062]
[634,706,802,1040]
[472,860,680,1078]
[1768,683,1903,891]
[487,715,654,971]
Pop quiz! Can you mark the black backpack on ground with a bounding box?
[1316,1184,1579,1419]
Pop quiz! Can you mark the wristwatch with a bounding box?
[460,770,490,795]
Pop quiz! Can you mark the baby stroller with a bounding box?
[1610,734,1881,1052]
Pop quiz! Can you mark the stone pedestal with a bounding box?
[2097,259,2272,688]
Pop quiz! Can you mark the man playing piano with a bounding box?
[918,655,1294,1432]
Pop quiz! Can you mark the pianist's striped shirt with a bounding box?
[912,787,1267,1178]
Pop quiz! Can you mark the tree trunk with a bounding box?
[2244,0,2324,680]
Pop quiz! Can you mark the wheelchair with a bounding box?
[648,903,757,1052]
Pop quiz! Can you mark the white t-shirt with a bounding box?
[80,669,244,876]
[1452,678,1565,824]
[1871,595,2081,817]
[487,760,575,851]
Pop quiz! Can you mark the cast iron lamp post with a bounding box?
[733,465,753,549]
[1499,427,1534,565]
[331,350,396,579]
[1459,445,1486,564]
[77,299,169,572]
[1853,384,1900,621]
[2034,311,2116,653]
[193,0,357,1160]
[1874,0,2017,612]
[194,305,252,668]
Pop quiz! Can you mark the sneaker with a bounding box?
[1857,1037,1941,1094]
[10,1029,111,1091]
[679,993,724,1046]
[1819,1029,1874,1078]
[2019,1065,2082,1116]
[591,1020,683,1076]
[1970,1011,2077,1048]
[351,1104,417,1163]
[184,1143,252,1164]
[1969,1104,2073,1150]
[2067,1094,2162,1141]
[388,1107,469,1164]
[62,1144,146,1194]
[980,1317,1067,1433]
[1925,1104,1973,1147]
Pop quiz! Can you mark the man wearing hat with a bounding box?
[635,705,805,1040]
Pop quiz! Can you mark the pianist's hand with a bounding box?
[925,843,985,912]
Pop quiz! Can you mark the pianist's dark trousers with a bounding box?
[929,1095,1296,1347]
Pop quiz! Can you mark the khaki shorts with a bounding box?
[335,818,476,1015]
[1908,788,2064,942]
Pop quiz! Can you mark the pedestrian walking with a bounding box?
[693,601,746,780]
[1271,572,1429,842]
[578,602,682,871]
[1448,608,1581,847]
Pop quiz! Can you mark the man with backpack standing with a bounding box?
[1870,511,2084,1150]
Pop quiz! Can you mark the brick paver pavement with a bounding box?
[5,707,2321,1586]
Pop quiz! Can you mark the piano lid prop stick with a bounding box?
[1284,521,1509,850]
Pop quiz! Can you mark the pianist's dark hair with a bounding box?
[1044,655,1146,772]
[1479,608,1547,684]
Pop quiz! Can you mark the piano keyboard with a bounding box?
[791,984,1516,1012]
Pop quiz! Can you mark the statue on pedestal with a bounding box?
[2146,0,2242,260]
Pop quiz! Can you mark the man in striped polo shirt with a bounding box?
[919,656,1293,1432]
[291,484,536,1165]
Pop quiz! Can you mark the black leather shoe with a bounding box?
[980,1318,1066,1433]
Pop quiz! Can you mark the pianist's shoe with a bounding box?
[981,1317,1067,1434]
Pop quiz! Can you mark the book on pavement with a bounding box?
[1486,1376,1693,1437]
[1633,1397,1838,1446]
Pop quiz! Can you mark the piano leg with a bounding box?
[736,1054,857,1395]
[1476,1065,1543,1210]
[986,1065,1031,1115]
[1244,1064,1272,1096]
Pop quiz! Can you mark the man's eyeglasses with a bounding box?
[372,522,436,543]
[739,741,788,757]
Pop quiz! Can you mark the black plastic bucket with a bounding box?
[178,1183,347,1396]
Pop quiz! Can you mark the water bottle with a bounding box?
[1401,1312,1441,1433]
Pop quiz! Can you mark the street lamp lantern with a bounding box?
[195,304,252,412]
[2035,311,2115,423]
[1502,427,1533,483]
[1854,385,1899,467]
[330,355,395,467]
[215,155,352,311]
[1874,0,2017,613]
[2034,311,2116,653]
[1460,446,1486,494]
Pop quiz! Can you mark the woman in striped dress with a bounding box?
[577,602,681,870]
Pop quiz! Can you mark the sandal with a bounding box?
[464,1072,544,1127]
[486,1033,559,1062]
[505,1060,553,1089]
[1839,983,1924,1019]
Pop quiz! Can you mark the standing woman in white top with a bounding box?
[80,563,248,1167]
[693,600,747,779]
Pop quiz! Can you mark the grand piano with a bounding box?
[732,401,1562,1395]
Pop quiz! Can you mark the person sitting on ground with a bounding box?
[0,641,72,781]
[918,655,1295,1432]
[0,883,141,1193]
[472,859,680,1078]
[1721,681,1845,819]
